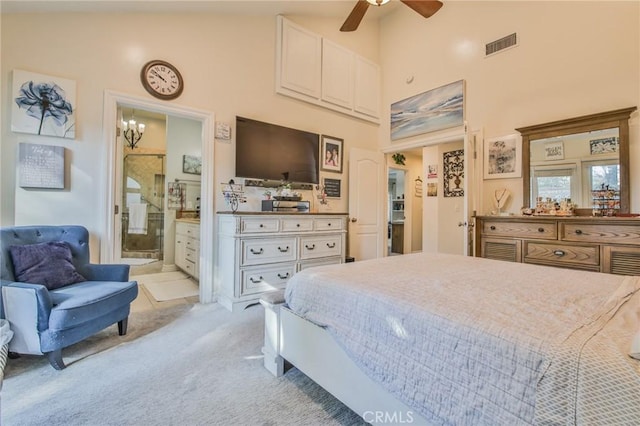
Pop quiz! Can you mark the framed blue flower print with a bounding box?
[12,70,76,139]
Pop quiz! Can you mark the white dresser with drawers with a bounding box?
[216,212,348,311]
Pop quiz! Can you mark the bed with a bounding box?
[261,252,640,425]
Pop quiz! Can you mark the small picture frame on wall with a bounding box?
[320,135,343,174]
[323,178,341,198]
[182,155,202,175]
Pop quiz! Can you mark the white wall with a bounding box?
[380,1,639,214]
[163,115,202,267]
[1,13,381,258]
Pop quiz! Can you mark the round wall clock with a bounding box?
[140,60,184,100]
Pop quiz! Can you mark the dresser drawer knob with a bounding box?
[250,276,263,283]
[278,246,289,253]
[328,223,332,226]
[575,229,583,235]
[326,242,336,249]
[538,228,545,233]
[305,244,316,250]
[553,250,566,257]
[296,223,300,227]
[250,248,264,255]
[489,225,496,230]
[259,224,264,228]
[277,272,290,279]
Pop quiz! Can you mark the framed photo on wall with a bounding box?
[182,155,202,175]
[320,135,343,174]
[484,134,522,179]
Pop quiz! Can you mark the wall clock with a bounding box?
[140,60,184,100]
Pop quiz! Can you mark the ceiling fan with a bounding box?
[341,0,443,32]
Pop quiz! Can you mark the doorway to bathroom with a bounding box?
[387,150,423,256]
[121,153,166,262]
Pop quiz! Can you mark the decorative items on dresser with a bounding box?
[475,215,640,275]
[175,219,200,279]
[216,212,348,312]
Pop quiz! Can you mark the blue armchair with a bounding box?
[0,225,138,370]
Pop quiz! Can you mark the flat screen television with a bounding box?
[235,116,320,184]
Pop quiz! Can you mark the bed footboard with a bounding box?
[259,290,287,377]
[276,306,428,425]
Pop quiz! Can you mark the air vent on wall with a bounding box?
[485,33,518,57]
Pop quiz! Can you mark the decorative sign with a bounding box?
[323,178,341,198]
[18,142,65,189]
[544,140,564,160]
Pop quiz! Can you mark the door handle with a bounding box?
[458,221,467,227]
[350,217,358,223]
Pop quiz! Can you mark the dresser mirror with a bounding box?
[517,107,637,214]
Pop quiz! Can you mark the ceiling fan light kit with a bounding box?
[341,0,443,32]
[366,0,390,5]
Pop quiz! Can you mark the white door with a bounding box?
[464,129,482,256]
[348,147,385,260]
[461,131,473,255]
[113,107,125,262]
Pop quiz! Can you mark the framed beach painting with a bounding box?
[391,80,464,141]
[321,135,343,173]
[484,135,522,179]
[12,70,76,139]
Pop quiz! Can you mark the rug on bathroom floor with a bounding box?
[133,271,199,302]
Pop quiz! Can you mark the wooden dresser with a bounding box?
[216,212,348,311]
[475,215,640,275]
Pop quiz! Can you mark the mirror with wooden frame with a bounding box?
[516,107,636,215]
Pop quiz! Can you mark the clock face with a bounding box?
[141,60,184,100]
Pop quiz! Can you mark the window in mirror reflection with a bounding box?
[531,167,577,205]
[530,128,619,208]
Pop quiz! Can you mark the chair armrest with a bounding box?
[2,282,52,332]
[80,264,130,282]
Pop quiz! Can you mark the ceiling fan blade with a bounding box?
[340,0,370,32]
[401,0,443,19]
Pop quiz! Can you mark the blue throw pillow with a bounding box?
[9,241,86,290]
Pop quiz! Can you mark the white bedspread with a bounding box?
[285,253,640,425]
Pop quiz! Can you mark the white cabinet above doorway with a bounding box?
[276,16,381,123]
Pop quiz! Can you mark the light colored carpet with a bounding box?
[2,303,367,426]
[133,271,199,301]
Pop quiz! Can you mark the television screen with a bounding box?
[235,116,319,184]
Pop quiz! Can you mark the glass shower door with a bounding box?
[121,154,166,260]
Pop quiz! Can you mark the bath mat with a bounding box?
[142,278,199,302]
[132,271,199,302]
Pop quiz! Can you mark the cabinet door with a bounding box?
[278,17,321,99]
[481,237,521,262]
[603,245,640,275]
[175,237,186,270]
[321,39,354,110]
[354,55,380,118]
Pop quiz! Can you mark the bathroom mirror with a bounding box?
[517,107,636,214]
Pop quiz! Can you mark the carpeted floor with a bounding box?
[1,302,367,426]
